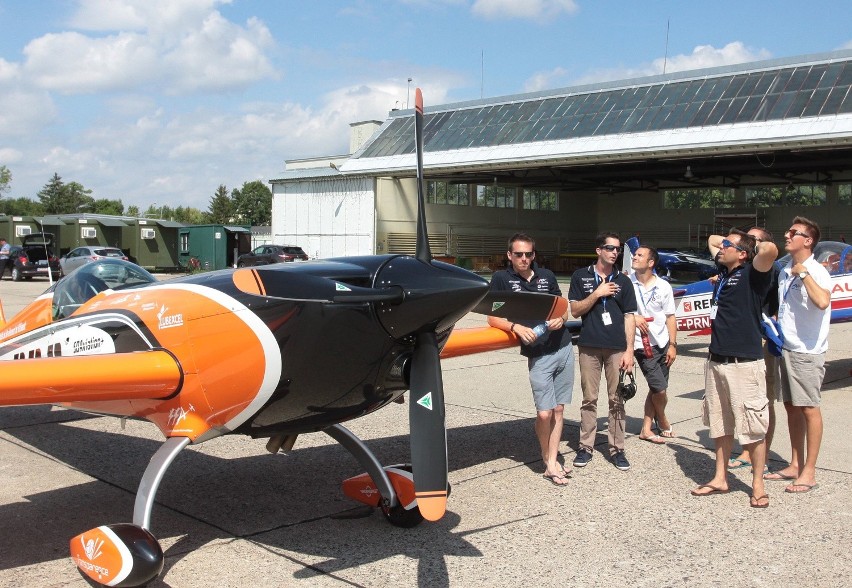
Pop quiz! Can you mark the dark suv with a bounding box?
[237,245,309,266]
[4,233,62,281]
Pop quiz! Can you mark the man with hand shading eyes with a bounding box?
[568,231,637,472]
[488,233,575,486]
[693,229,777,508]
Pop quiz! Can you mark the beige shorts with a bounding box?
[703,358,768,444]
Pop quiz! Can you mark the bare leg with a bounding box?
[651,391,671,433]
[789,406,822,489]
[745,438,767,504]
[536,405,568,484]
[692,435,732,494]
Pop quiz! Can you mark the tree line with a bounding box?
[0,166,272,226]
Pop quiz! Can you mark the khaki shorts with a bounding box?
[780,349,825,407]
[703,358,768,444]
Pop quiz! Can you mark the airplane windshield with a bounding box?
[52,260,157,319]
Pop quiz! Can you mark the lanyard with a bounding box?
[636,282,657,315]
[712,266,743,305]
[778,267,802,319]
[593,266,618,312]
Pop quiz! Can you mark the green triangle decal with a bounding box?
[417,392,433,410]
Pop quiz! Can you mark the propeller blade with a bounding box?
[408,331,448,521]
[413,88,431,264]
[471,291,568,320]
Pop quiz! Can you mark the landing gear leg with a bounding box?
[70,437,190,587]
[325,424,398,511]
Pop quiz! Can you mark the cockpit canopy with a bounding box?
[52,259,157,319]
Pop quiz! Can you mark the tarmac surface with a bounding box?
[0,275,850,587]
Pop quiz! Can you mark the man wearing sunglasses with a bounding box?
[693,229,777,508]
[488,233,574,486]
[763,217,831,495]
[568,232,637,471]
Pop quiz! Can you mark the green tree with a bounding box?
[91,198,124,216]
[1,197,44,216]
[65,182,95,213]
[232,180,272,226]
[38,173,65,213]
[0,165,11,195]
[126,205,140,217]
[207,184,234,224]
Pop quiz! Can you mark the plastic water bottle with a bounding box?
[532,322,548,338]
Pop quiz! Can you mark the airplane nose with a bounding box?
[374,257,489,339]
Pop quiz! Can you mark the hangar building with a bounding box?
[270,49,852,271]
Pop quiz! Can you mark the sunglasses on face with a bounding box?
[786,229,810,239]
[511,251,534,258]
[599,245,622,252]
[720,239,745,252]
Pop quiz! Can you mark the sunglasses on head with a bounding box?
[599,244,622,252]
[786,229,810,239]
[720,239,745,252]
[511,251,534,258]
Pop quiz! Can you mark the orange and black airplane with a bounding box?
[0,89,565,587]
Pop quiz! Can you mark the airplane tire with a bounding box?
[381,503,424,528]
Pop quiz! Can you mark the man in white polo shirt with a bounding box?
[763,216,831,494]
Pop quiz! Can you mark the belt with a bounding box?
[709,353,759,364]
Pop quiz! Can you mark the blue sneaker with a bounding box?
[613,451,630,471]
[573,449,593,467]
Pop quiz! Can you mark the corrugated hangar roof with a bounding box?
[341,49,852,177]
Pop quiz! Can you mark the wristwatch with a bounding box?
[798,271,809,279]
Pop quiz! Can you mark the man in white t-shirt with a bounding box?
[763,216,831,494]
[630,246,677,444]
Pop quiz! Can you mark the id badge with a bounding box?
[601,311,612,326]
[709,305,718,320]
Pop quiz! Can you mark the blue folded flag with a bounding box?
[761,313,784,357]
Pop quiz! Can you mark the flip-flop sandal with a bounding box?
[691,484,729,496]
[728,458,751,470]
[764,471,796,481]
[640,434,666,444]
[543,473,569,486]
[785,483,819,493]
[659,429,676,438]
[750,494,770,508]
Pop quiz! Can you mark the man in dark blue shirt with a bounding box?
[488,233,574,486]
[568,232,637,471]
[691,229,777,508]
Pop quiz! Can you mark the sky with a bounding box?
[1,0,850,213]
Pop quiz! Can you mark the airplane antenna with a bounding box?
[663,19,670,74]
[413,88,432,263]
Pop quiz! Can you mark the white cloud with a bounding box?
[20,1,275,95]
[471,0,578,21]
[0,148,23,164]
[0,88,57,137]
[523,67,570,92]
[569,42,772,86]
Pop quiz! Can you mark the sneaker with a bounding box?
[612,451,630,471]
[573,449,593,468]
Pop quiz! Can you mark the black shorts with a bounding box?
[634,343,670,393]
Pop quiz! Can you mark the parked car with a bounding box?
[60,246,129,276]
[236,245,309,267]
[4,233,62,281]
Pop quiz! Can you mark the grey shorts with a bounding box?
[528,343,574,411]
[780,349,825,407]
[634,344,670,393]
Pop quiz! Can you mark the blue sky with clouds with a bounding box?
[1,0,850,212]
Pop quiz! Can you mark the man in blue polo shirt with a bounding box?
[488,233,574,486]
[568,231,637,471]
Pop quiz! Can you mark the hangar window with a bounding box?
[840,184,852,205]
[662,188,734,209]
[523,189,559,211]
[427,181,470,205]
[476,185,516,208]
[746,184,826,207]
